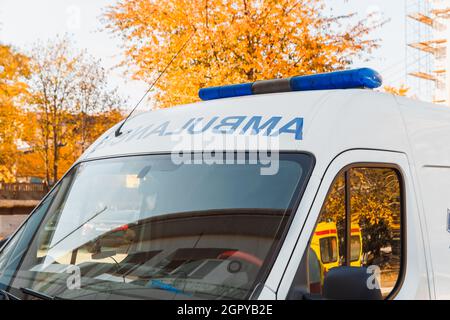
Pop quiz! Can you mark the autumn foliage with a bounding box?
[26,38,125,183]
[104,0,382,107]
[0,39,124,184]
[1,1,383,184]
[319,168,401,260]
[0,45,30,182]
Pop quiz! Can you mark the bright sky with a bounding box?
[0,0,407,109]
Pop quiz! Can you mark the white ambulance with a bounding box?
[0,68,449,300]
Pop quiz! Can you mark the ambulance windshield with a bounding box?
[0,152,313,300]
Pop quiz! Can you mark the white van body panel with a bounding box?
[396,97,450,299]
[81,90,409,172]
[75,89,450,299]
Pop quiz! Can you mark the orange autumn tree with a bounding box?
[24,38,125,184]
[104,0,383,108]
[15,111,47,180]
[0,44,30,182]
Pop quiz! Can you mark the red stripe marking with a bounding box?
[315,229,337,236]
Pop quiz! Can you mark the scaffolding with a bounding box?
[406,0,450,104]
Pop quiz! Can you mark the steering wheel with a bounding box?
[217,250,263,267]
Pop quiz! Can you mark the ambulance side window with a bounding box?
[291,166,403,299]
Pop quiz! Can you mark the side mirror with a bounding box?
[323,266,382,300]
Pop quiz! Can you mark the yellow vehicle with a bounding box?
[349,224,363,267]
[310,222,340,274]
[310,222,363,274]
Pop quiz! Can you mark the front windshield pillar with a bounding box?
[254,284,276,300]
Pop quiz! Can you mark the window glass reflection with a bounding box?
[307,167,402,298]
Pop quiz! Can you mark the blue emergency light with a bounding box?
[198,68,382,101]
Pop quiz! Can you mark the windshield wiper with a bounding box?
[0,289,21,300]
[20,287,62,300]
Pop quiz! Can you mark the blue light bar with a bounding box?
[199,83,253,101]
[198,68,382,101]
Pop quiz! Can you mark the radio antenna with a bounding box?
[115,31,195,137]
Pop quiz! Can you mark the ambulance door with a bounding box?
[276,149,429,300]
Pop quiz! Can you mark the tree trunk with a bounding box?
[81,111,86,153]
[44,144,50,186]
[52,126,58,184]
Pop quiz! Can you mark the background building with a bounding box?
[406,0,450,104]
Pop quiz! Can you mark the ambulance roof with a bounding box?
[80,77,450,172]
[81,89,405,160]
